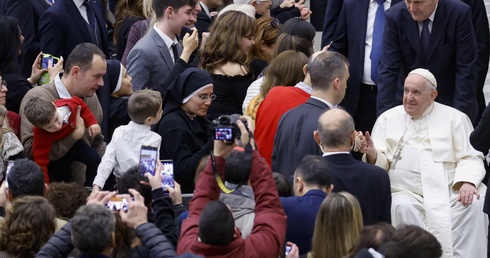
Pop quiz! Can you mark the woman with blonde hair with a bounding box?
[199,10,256,120]
[245,50,307,121]
[308,192,363,258]
[0,196,56,258]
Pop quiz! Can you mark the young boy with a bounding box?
[24,96,102,183]
[92,89,163,191]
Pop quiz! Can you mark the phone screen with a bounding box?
[139,146,158,177]
[105,196,128,212]
[285,245,292,255]
[41,54,59,69]
[161,160,174,189]
[4,161,15,187]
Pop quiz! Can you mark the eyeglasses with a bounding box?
[1,80,6,89]
[198,93,217,101]
[256,0,271,3]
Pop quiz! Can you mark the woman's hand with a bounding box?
[48,56,64,82]
[29,52,47,84]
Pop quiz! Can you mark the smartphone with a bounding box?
[41,54,60,69]
[105,196,128,212]
[139,146,158,177]
[214,127,233,141]
[285,245,292,255]
[160,160,175,189]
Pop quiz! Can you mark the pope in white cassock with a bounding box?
[359,68,488,258]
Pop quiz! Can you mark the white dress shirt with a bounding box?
[93,121,162,188]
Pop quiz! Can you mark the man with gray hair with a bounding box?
[359,68,488,258]
[272,51,349,182]
[71,204,116,256]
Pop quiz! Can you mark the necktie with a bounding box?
[370,0,385,84]
[420,19,431,56]
[83,0,97,33]
[171,43,179,64]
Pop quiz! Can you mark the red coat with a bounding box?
[255,86,310,166]
[32,97,98,183]
[177,151,287,257]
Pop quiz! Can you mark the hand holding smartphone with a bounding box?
[41,53,60,69]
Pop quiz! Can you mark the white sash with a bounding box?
[419,149,453,258]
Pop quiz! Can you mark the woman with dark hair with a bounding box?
[346,222,395,258]
[113,0,145,61]
[0,196,56,258]
[0,15,62,114]
[199,11,256,120]
[157,68,214,193]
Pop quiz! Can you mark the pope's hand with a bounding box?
[458,182,479,207]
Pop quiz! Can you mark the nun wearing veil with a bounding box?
[157,68,215,193]
[97,59,133,143]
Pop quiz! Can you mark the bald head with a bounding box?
[316,108,355,150]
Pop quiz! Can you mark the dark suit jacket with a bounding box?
[323,153,392,225]
[280,189,326,255]
[195,6,211,40]
[470,103,490,213]
[321,0,343,48]
[330,0,401,131]
[272,98,329,180]
[5,0,50,77]
[460,0,489,118]
[376,0,478,123]
[39,0,109,59]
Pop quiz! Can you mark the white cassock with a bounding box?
[367,102,488,258]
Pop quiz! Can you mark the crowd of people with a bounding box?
[0,0,489,257]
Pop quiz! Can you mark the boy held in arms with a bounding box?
[92,89,163,192]
[24,96,101,184]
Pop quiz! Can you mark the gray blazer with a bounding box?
[126,28,183,91]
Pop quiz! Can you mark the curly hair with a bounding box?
[46,182,88,219]
[199,11,256,73]
[0,196,56,258]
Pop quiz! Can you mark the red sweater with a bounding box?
[255,87,310,166]
[32,97,98,183]
[177,151,287,257]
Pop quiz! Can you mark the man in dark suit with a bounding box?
[272,51,349,181]
[280,155,333,255]
[314,108,391,225]
[328,0,402,134]
[376,0,478,124]
[126,0,196,91]
[460,0,489,119]
[39,0,109,60]
[320,0,342,49]
[195,0,222,39]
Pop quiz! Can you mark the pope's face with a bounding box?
[402,74,437,118]
[405,0,438,22]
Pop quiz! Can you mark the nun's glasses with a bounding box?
[198,94,217,101]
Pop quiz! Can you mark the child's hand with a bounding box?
[88,124,101,137]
